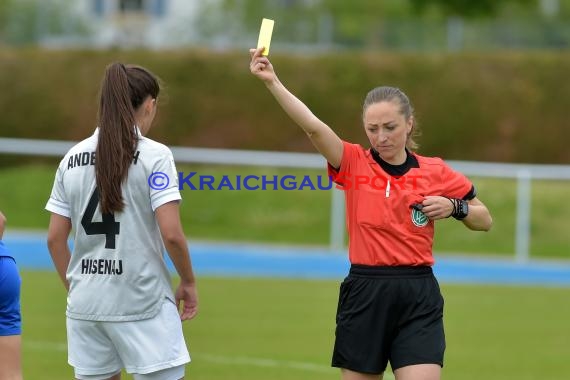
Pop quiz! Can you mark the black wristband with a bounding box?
[454,199,469,220]
[446,198,468,220]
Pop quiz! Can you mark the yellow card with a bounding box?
[257,18,274,56]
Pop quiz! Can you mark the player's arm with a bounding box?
[47,213,72,291]
[0,211,6,239]
[155,201,198,321]
[249,47,343,168]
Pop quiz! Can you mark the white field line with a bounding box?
[25,340,395,378]
[26,340,67,351]
[196,353,334,374]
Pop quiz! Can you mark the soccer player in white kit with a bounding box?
[46,63,198,380]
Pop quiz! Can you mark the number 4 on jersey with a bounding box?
[81,188,120,249]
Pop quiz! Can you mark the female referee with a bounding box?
[46,63,198,380]
[249,47,492,380]
[0,211,22,380]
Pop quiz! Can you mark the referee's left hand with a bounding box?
[420,196,454,220]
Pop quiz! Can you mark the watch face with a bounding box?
[461,201,468,214]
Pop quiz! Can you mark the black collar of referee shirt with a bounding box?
[370,148,419,177]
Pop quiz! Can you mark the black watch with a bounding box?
[453,199,469,220]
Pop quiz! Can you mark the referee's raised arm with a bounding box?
[249,47,343,168]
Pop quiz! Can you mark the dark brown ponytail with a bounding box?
[96,63,160,214]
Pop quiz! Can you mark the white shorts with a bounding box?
[67,299,190,379]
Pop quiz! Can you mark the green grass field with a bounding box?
[21,272,570,380]
[1,164,569,259]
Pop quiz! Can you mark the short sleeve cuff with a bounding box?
[151,188,182,211]
[327,141,351,185]
[45,198,71,218]
[463,185,477,201]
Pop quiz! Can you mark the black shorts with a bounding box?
[331,265,445,374]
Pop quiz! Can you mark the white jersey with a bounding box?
[46,128,181,321]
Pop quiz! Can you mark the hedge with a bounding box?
[0,48,568,164]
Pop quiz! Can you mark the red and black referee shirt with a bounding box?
[328,141,475,266]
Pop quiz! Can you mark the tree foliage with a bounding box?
[0,0,12,39]
[409,0,536,18]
